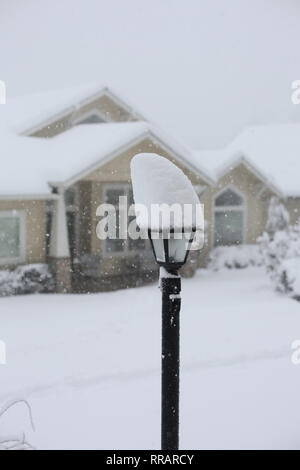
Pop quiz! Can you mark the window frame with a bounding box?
[101,183,147,258]
[212,185,247,248]
[0,210,26,265]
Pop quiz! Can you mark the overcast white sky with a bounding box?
[0,0,300,149]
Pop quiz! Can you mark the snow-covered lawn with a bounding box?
[0,267,300,450]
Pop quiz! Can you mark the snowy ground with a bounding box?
[0,267,300,450]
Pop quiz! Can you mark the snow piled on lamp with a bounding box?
[130,153,204,249]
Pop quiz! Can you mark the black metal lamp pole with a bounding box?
[148,228,196,451]
[160,271,181,451]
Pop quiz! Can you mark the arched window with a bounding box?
[214,187,245,246]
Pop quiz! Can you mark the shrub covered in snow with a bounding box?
[0,264,54,297]
[259,225,300,298]
[258,197,300,299]
[208,245,263,270]
[266,196,290,237]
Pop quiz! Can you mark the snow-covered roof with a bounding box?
[0,82,146,137]
[193,123,300,197]
[0,83,105,134]
[0,120,213,197]
[1,83,300,199]
[0,122,145,196]
[0,84,214,198]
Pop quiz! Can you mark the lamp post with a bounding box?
[148,228,196,450]
[130,152,203,451]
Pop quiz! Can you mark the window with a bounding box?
[103,184,146,255]
[214,187,245,246]
[0,211,25,264]
[215,188,243,207]
[74,111,105,126]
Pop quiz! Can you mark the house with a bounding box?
[195,123,300,260]
[0,84,299,293]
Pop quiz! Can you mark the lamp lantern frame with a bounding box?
[148,227,197,273]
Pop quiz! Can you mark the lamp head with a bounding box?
[148,228,196,274]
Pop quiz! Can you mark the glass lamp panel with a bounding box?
[167,237,188,264]
[151,238,166,262]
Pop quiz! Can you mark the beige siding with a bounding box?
[0,200,47,269]
[285,197,300,225]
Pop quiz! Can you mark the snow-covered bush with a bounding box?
[278,258,300,299]
[266,196,290,236]
[258,197,300,299]
[259,225,300,297]
[208,245,263,270]
[0,264,54,297]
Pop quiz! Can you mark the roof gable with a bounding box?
[0,84,144,138]
[52,125,214,188]
[26,87,144,138]
[215,155,282,197]
[193,123,300,197]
